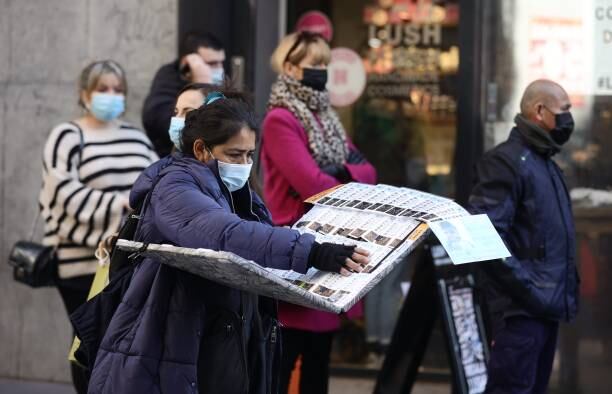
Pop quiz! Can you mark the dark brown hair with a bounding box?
[181,90,259,154]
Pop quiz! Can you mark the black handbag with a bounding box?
[7,122,84,288]
[8,241,58,287]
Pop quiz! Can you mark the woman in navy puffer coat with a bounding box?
[87,91,369,394]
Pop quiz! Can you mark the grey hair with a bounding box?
[78,60,127,108]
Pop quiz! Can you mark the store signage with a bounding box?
[527,17,587,98]
[327,48,367,107]
[594,0,612,95]
[295,11,333,42]
[368,23,442,47]
[364,2,459,25]
[447,285,488,394]
[361,1,459,115]
[377,246,490,393]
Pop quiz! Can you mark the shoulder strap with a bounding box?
[108,163,173,273]
[133,164,173,241]
[28,208,41,241]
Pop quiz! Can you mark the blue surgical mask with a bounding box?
[89,93,125,122]
[168,116,185,151]
[217,160,252,192]
[211,68,225,85]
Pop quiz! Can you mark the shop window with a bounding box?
[482,1,612,392]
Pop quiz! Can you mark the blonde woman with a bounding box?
[261,32,377,393]
[39,60,158,393]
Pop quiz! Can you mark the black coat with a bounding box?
[468,128,579,324]
[142,61,185,157]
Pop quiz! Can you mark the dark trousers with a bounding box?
[279,328,334,394]
[57,275,94,394]
[485,316,559,394]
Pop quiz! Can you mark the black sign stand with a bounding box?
[374,240,490,394]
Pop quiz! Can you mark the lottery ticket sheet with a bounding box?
[116,183,469,313]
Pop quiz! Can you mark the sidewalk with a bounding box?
[0,377,450,394]
[0,378,72,394]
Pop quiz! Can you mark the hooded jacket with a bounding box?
[87,155,315,394]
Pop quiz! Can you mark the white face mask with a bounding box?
[217,160,252,192]
[89,93,125,122]
[211,68,225,85]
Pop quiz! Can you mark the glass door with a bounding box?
[481,2,612,392]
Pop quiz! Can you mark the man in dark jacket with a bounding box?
[468,79,579,393]
[142,32,225,156]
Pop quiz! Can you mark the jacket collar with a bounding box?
[508,127,556,160]
[179,155,257,218]
[512,114,561,158]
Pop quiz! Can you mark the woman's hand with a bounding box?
[342,247,370,276]
[307,242,371,276]
[320,164,351,183]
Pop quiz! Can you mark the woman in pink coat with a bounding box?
[261,31,377,394]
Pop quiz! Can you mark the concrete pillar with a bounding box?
[0,0,177,382]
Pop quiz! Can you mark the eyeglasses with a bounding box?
[284,31,324,64]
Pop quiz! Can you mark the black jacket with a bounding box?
[468,129,579,324]
[142,61,185,157]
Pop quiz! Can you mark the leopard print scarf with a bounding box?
[268,74,348,167]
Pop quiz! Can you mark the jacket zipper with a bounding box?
[218,173,259,392]
[549,161,571,319]
[270,325,277,344]
[237,295,249,393]
[247,181,262,223]
[227,188,237,214]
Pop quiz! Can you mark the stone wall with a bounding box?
[0,0,177,381]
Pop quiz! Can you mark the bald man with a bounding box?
[468,80,578,393]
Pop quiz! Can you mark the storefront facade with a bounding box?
[179,1,612,391]
[479,2,612,392]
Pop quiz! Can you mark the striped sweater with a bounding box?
[39,121,158,279]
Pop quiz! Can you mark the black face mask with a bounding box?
[550,111,575,145]
[301,68,328,91]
